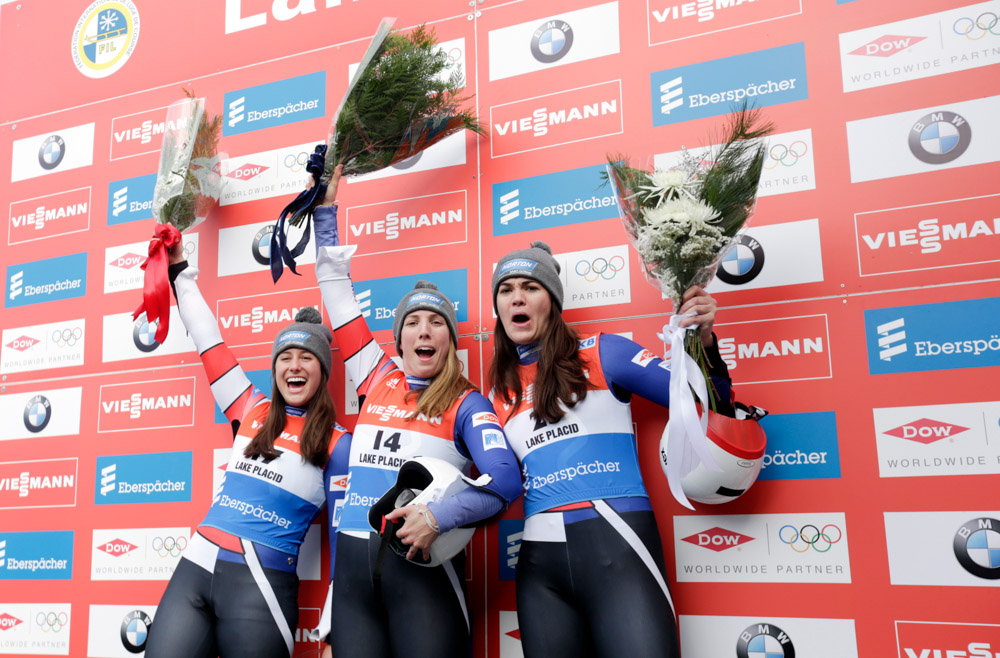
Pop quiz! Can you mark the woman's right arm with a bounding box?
[168,246,264,433]
[312,166,395,400]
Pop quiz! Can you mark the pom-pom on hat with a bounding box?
[491,240,563,311]
[271,306,333,377]
[392,280,459,353]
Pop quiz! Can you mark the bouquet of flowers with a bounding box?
[606,104,772,508]
[270,18,485,281]
[134,92,223,343]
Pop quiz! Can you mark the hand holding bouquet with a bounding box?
[134,92,223,343]
[606,104,772,508]
[270,19,485,281]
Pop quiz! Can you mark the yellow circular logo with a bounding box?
[72,1,140,79]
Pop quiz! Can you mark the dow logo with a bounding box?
[681,527,754,552]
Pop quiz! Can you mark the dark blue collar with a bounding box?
[517,342,541,365]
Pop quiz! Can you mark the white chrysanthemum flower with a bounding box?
[643,198,720,226]
[638,168,699,206]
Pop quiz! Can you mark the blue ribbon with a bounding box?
[270,143,328,283]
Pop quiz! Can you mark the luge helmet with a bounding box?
[368,456,491,567]
[672,404,768,504]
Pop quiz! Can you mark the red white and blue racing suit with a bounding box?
[145,262,351,658]
[493,333,732,658]
[314,205,522,657]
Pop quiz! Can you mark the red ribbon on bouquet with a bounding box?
[133,224,182,345]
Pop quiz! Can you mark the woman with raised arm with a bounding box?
[488,241,734,658]
[143,243,351,658]
[311,165,522,658]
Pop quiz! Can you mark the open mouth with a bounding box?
[415,347,437,360]
[511,313,530,325]
[285,376,307,393]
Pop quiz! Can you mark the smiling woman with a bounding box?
[142,246,352,658]
[310,164,522,658]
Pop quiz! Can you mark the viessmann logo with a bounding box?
[896,620,1000,658]
[98,378,196,432]
[223,72,325,136]
[111,103,197,160]
[0,458,78,509]
[490,80,623,158]
[345,190,467,255]
[648,0,802,46]
[217,288,321,348]
[855,194,1000,278]
[9,187,91,244]
[716,314,831,384]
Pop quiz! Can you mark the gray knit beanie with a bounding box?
[492,240,563,311]
[392,280,459,353]
[271,306,333,377]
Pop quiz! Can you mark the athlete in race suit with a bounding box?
[488,241,733,658]
[144,247,351,658]
[312,168,523,657]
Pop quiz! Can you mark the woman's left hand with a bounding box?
[385,504,439,562]
[678,285,718,347]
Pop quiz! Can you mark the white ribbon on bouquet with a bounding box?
[658,313,721,510]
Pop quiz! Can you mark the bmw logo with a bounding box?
[908,111,971,165]
[252,225,274,266]
[716,235,764,285]
[530,20,573,63]
[737,623,795,658]
[24,395,51,433]
[38,135,66,170]
[120,609,152,653]
[953,517,1000,580]
[392,150,423,170]
[132,314,160,353]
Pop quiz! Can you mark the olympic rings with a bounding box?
[51,326,83,348]
[283,151,309,173]
[764,141,808,169]
[35,611,68,632]
[182,240,196,257]
[446,47,463,63]
[575,256,625,282]
[953,12,1000,39]
[778,524,842,553]
[152,535,188,558]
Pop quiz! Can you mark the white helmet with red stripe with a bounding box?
[676,405,767,504]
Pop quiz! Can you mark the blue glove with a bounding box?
[314,205,339,249]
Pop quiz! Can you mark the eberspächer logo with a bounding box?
[650,42,807,126]
[865,297,1000,374]
[223,72,325,136]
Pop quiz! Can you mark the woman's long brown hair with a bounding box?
[488,305,591,424]
[244,371,337,467]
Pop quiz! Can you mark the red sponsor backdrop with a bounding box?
[1,0,999,656]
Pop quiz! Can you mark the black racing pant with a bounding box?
[516,509,680,658]
[145,539,298,657]
[328,533,469,657]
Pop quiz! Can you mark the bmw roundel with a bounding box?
[908,111,971,165]
[132,314,160,353]
[530,20,573,64]
[120,609,152,653]
[716,235,764,285]
[953,517,1000,580]
[24,395,52,433]
[253,225,274,266]
[38,135,66,170]
[737,623,795,658]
